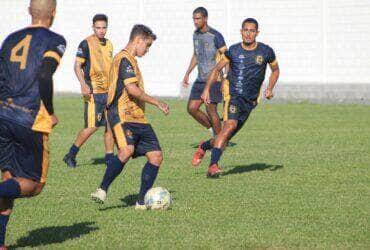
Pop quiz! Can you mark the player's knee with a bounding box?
[33,182,46,196]
[117,148,133,163]
[0,199,13,215]
[149,151,163,166]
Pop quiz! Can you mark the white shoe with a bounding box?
[91,188,106,203]
[135,202,147,211]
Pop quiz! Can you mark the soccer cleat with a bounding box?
[91,188,106,203]
[206,164,222,178]
[63,153,77,168]
[135,202,147,211]
[192,142,206,167]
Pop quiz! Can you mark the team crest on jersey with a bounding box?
[97,113,103,122]
[125,129,133,139]
[255,55,264,65]
[229,105,237,113]
[126,64,134,74]
[57,44,66,54]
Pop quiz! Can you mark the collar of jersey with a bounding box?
[241,42,258,51]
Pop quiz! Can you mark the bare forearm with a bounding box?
[74,63,86,86]
[185,54,197,75]
[267,69,279,91]
[127,86,159,107]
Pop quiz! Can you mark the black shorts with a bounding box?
[223,95,257,138]
[111,122,161,158]
[189,81,222,104]
[84,93,107,128]
[0,118,49,183]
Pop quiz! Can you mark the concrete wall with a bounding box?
[1,0,369,101]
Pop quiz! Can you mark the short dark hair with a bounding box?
[193,7,208,17]
[242,18,259,30]
[93,14,108,24]
[129,24,157,41]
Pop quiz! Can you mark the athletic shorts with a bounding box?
[84,93,108,128]
[189,81,222,104]
[111,122,161,158]
[223,95,257,139]
[0,118,49,183]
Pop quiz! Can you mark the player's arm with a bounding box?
[74,40,91,98]
[41,36,67,126]
[126,84,169,115]
[202,58,229,104]
[264,49,280,100]
[182,52,197,87]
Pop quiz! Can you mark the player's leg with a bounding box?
[0,171,13,249]
[205,81,223,135]
[104,116,115,164]
[91,123,134,203]
[207,119,238,177]
[188,83,212,129]
[135,124,162,209]
[64,95,100,167]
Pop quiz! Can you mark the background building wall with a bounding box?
[1,0,369,101]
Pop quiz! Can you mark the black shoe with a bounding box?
[63,153,77,168]
[227,141,237,147]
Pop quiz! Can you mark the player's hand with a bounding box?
[51,114,59,127]
[157,101,169,115]
[182,74,190,88]
[264,88,274,100]
[201,89,210,105]
[81,83,91,98]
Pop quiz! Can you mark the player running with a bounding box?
[182,7,227,136]
[192,18,280,177]
[0,0,66,248]
[63,14,114,168]
[91,24,169,210]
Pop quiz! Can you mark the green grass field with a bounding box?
[5,97,370,249]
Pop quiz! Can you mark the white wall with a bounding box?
[1,0,369,96]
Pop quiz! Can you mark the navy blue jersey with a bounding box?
[0,26,66,133]
[225,42,276,101]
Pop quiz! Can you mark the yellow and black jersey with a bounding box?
[107,49,147,128]
[0,26,66,134]
[76,35,113,94]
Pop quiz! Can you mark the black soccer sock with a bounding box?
[0,179,21,199]
[68,144,79,157]
[210,147,223,166]
[200,140,213,151]
[138,162,159,205]
[100,156,125,192]
[105,153,114,164]
[0,214,9,246]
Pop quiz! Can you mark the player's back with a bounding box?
[0,26,66,132]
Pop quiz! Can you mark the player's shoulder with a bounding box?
[229,42,242,52]
[207,27,224,37]
[257,42,273,52]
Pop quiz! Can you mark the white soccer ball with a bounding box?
[144,187,172,210]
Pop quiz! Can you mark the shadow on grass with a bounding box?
[222,163,283,176]
[10,222,98,249]
[190,141,237,149]
[99,190,176,211]
[77,157,106,167]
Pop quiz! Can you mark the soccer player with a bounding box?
[182,7,227,136]
[192,18,280,177]
[63,14,114,168]
[0,0,66,248]
[91,24,169,210]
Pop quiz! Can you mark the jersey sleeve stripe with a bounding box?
[43,51,61,64]
[76,56,86,63]
[269,59,278,66]
[123,77,138,85]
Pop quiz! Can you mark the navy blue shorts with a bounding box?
[111,122,161,158]
[223,95,257,138]
[84,93,107,128]
[0,118,49,183]
[189,81,222,104]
